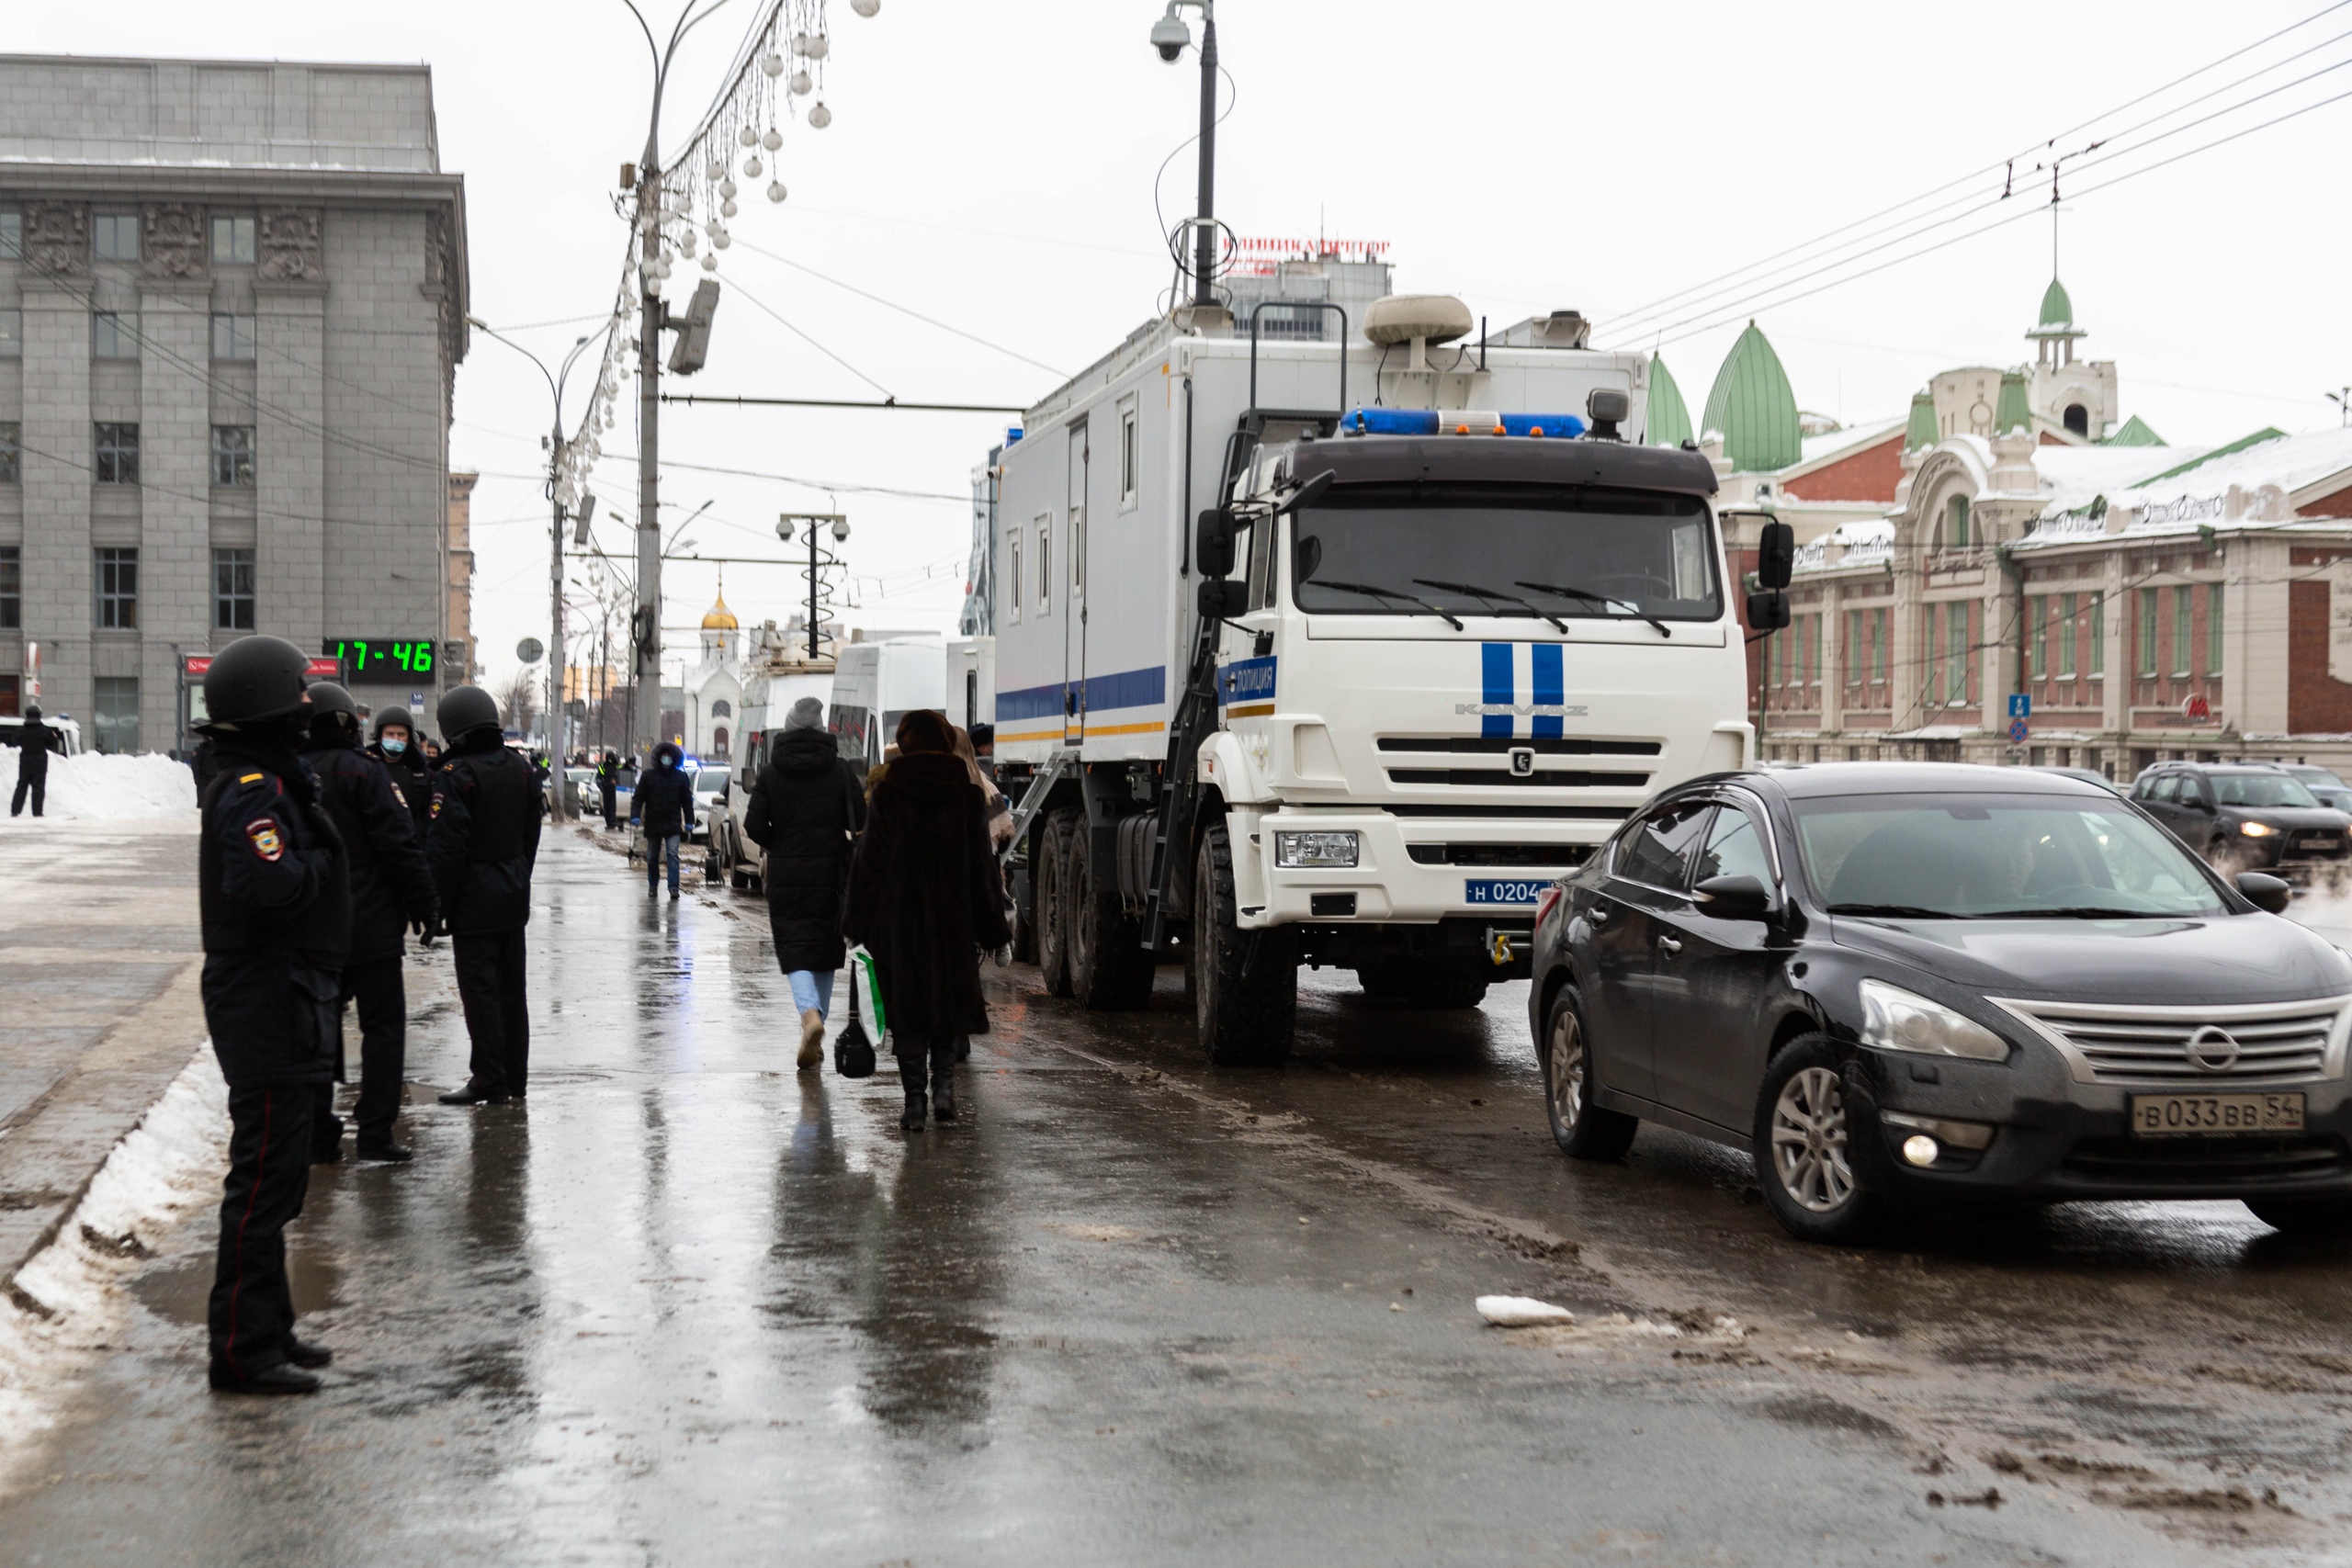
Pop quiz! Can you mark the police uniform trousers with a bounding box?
[209,1083,315,1377]
[453,929,530,1096]
[342,954,409,1141]
[10,776,44,818]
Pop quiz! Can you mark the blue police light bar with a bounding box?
[1340,408,1587,438]
[1501,412,1585,438]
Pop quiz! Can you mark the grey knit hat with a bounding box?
[786,696,826,731]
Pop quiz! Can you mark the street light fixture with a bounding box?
[1149,1,1219,312]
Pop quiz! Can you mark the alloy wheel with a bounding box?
[1770,1066,1854,1213]
[1548,1008,1586,1127]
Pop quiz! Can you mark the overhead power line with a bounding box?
[662,394,1027,412]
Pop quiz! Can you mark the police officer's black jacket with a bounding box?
[635,743,697,838]
[428,732,542,933]
[301,730,437,963]
[368,739,434,841]
[198,735,352,1087]
[16,717,55,781]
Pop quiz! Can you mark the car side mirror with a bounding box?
[1756,520,1795,590]
[1745,590,1791,632]
[2184,795,2213,813]
[1196,509,1237,579]
[2237,871,2291,914]
[1692,873,1772,919]
[1199,578,1251,618]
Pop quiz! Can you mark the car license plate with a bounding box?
[2303,837,2343,852]
[1464,877,1546,907]
[2129,1092,2305,1137]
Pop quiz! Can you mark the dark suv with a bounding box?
[2130,763,2352,874]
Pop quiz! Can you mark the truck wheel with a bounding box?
[1011,864,1039,964]
[1069,824,1154,1010]
[1543,986,1637,1159]
[1036,808,1079,997]
[1356,967,1408,1002]
[1193,821,1295,1065]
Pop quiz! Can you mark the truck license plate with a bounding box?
[1464,878,1547,907]
[2129,1092,2305,1137]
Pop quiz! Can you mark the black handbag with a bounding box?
[832,956,876,1078]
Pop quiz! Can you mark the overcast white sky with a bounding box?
[23,2,2352,691]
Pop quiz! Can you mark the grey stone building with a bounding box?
[0,54,468,750]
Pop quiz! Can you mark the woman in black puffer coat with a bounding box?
[744,698,866,1069]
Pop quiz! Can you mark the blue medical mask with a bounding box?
[659,756,673,769]
[382,738,408,755]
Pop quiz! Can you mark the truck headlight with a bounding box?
[1274,829,1359,868]
[2239,821,2278,838]
[1859,979,2010,1062]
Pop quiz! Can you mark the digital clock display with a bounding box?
[327,639,437,678]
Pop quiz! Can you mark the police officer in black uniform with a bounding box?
[11,703,55,818]
[196,635,350,1395]
[300,682,438,1163]
[429,685,542,1105]
[368,709,435,844]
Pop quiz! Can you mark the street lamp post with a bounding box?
[775,513,850,659]
[1150,0,1219,310]
[466,317,603,817]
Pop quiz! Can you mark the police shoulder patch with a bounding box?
[244,818,286,862]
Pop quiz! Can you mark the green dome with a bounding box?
[1996,370,2031,434]
[1700,321,1800,472]
[2102,413,2165,447]
[1645,354,1692,447]
[1905,389,1937,451]
[2038,276,2074,329]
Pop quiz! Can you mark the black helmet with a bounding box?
[21,704,39,720]
[436,685,501,743]
[203,636,312,728]
[306,681,359,740]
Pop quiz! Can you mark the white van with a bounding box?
[828,636,948,772]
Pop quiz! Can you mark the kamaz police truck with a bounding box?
[987,291,1786,1064]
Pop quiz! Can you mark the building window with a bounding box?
[0,308,18,356]
[0,546,18,629]
[93,213,140,263]
[95,423,139,484]
[0,421,17,484]
[95,547,139,629]
[2208,582,2224,676]
[1944,493,1970,550]
[210,313,255,361]
[1808,614,1822,685]
[2138,588,2158,675]
[2028,595,2046,680]
[709,698,731,719]
[93,311,140,359]
[210,424,256,487]
[1947,600,1969,705]
[212,547,254,631]
[1924,606,1941,705]
[2058,593,2077,679]
[1871,608,1887,685]
[1036,516,1052,617]
[2064,403,2089,437]
[2172,585,2193,678]
[210,215,256,265]
[712,725,729,759]
[1845,609,1861,685]
[2088,592,2104,677]
[1007,530,1022,620]
[0,209,19,259]
[93,677,139,754]
[1119,404,1139,509]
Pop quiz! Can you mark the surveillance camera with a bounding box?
[776,517,796,543]
[1149,14,1190,60]
[831,518,852,542]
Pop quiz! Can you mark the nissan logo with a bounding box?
[2186,1025,2242,1075]
[1509,748,1536,777]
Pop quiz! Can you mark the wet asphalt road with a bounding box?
[6,829,2352,1565]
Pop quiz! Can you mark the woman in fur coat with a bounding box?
[842,708,1012,1129]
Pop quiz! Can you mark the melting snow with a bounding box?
[0,750,197,820]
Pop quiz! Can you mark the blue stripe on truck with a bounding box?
[1481,643,1513,739]
[1531,643,1563,740]
[999,663,1168,721]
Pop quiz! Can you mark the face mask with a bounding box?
[382,738,408,756]
[660,757,673,769]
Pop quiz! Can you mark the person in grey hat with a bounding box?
[743,697,866,1069]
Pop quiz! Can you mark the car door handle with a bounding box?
[1657,935,1682,955]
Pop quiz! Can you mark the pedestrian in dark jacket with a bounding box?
[367,710,434,844]
[744,698,865,1070]
[428,687,542,1106]
[635,741,696,899]
[11,704,56,818]
[842,709,1011,1131]
[193,636,351,1395]
[594,750,621,829]
[300,684,437,1164]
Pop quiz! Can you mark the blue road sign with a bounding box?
[2008,717,2030,744]
[2007,694,2031,719]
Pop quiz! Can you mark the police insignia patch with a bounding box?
[245,818,285,862]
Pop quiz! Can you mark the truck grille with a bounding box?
[1407,843,1592,868]
[1378,737,1662,757]
[1991,996,2350,1085]
[1386,767,1652,789]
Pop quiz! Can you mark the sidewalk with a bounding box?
[0,819,207,1299]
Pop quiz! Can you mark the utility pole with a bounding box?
[1150,2,1219,309]
[777,513,849,660]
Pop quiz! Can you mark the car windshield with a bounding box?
[695,771,728,794]
[1792,793,2230,919]
[2284,765,2345,787]
[2211,773,2322,807]
[1290,482,1721,624]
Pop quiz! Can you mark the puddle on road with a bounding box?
[131,1242,345,1326]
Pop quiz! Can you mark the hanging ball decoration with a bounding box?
[719,177,739,199]
[706,219,722,238]
[790,70,812,96]
[808,102,831,130]
[705,157,726,181]
[713,230,732,250]
[743,154,763,177]
[792,30,810,52]
[767,180,787,204]
[739,125,760,147]
[805,33,830,59]
[721,198,739,219]
[761,51,785,78]
[701,253,719,272]
[680,231,697,256]
[852,0,879,16]
[762,127,782,152]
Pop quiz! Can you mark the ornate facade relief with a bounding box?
[141,203,208,279]
[256,208,324,280]
[22,202,88,277]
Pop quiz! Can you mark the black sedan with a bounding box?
[1527,762,2352,1244]
[2128,762,2351,873]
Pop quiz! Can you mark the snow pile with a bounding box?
[0,1049,228,1490]
[0,749,196,819]
[1477,1294,1576,1327]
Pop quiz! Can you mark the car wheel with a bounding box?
[2245,1197,2352,1236]
[1755,1036,1883,1245]
[1542,986,1636,1160]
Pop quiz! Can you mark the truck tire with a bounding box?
[1036,808,1079,997]
[1356,967,1408,1002]
[1069,824,1155,1010]
[1193,821,1295,1066]
[1011,863,1038,964]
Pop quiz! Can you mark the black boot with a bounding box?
[930,1039,958,1122]
[897,1050,928,1132]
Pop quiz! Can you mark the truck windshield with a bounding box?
[1290,483,1720,625]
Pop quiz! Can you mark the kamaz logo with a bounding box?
[1509,748,1536,776]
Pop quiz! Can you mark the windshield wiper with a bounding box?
[1411,578,1567,632]
[1310,579,1464,630]
[1984,906,2173,919]
[1827,902,1959,920]
[1514,580,1670,637]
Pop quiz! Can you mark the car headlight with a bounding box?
[1274,829,1359,869]
[1859,979,2011,1062]
[2239,821,2278,838]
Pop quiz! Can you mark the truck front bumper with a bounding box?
[1242,808,1610,927]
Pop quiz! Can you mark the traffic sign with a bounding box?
[2007,717,2030,745]
[2007,694,2031,719]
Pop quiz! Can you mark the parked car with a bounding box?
[1526,761,2352,1244]
[2030,765,2123,795]
[2275,762,2352,815]
[2128,761,2351,874]
[687,765,729,845]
